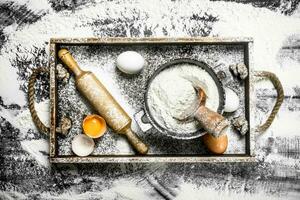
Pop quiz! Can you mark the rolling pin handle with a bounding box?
[124,128,149,155]
[58,49,84,77]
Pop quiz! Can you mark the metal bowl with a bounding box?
[144,58,226,139]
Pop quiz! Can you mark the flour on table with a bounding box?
[147,64,220,134]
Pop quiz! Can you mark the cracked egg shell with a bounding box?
[72,134,95,157]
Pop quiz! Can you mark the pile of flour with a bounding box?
[148,64,220,133]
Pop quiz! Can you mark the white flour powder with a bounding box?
[148,64,220,133]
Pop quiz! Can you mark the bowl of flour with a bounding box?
[144,59,225,139]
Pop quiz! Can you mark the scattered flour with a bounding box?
[0,100,50,138]
[174,182,283,200]
[37,179,154,200]
[20,139,49,167]
[17,100,50,132]
[148,64,219,133]
[0,100,50,167]
[0,58,26,106]
[0,191,27,200]
[100,179,153,200]
[33,178,291,200]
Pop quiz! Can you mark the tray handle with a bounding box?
[28,67,71,135]
[254,70,284,133]
[28,67,50,134]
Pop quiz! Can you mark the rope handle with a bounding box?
[28,67,71,135]
[28,67,50,135]
[254,71,284,133]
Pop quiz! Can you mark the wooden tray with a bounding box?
[48,37,257,163]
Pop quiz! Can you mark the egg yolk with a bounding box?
[83,115,106,138]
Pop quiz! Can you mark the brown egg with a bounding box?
[202,133,228,154]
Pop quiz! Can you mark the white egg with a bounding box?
[72,134,95,157]
[224,88,239,112]
[116,51,145,74]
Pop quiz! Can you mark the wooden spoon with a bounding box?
[198,88,206,106]
[174,87,207,121]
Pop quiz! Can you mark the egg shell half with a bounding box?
[72,134,95,157]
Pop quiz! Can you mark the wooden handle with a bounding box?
[194,106,229,138]
[124,128,149,154]
[58,49,83,76]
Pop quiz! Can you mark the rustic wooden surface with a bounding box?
[0,0,299,199]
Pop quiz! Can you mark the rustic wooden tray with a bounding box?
[48,37,256,163]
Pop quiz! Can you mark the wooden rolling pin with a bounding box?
[58,49,148,154]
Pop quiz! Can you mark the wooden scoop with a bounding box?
[174,88,207,121]
[198,88,207,106]
[176,88,229,138]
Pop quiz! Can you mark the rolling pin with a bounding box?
[58,49,149,154]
